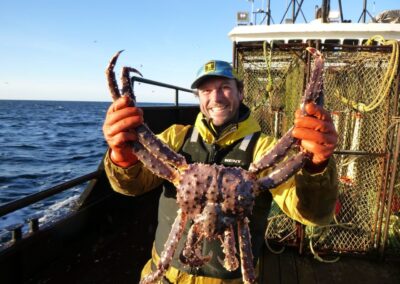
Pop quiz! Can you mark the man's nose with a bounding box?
[209,87,224,101]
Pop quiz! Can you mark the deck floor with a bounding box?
[29,240,400,284]
[21,185,400,284]
[260,246,400,284]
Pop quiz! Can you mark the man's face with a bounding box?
[197,77,243,127]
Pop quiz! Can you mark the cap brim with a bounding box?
[191,74,235,89]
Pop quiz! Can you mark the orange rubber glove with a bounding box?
[103,96,144,168]
[292,103,338,173]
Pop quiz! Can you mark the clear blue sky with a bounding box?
[0,0,398,103]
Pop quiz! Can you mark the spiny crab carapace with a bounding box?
[105,47,324,284]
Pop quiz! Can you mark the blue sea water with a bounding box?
[0,100,111,236]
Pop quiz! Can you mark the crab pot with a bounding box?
[234,41,400,258]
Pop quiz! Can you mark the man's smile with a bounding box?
[209,105,229,113]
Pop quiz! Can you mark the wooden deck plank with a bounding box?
[259,245,282,284]
[278,249,300,283]
[260,245,400,284]
[310,254,400,284]
[294,253,318,284]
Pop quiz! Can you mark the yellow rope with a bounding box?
[333,35,399,112]
[263,40,274,93]
[265,214,357,262]
[309,234,341,263]
[307,216,356,263]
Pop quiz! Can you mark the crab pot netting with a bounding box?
[235,42,400,256]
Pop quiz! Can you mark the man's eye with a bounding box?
[222,85,231,91]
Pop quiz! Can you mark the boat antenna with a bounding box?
[338,0,344,22]
[319,0,347,23]
[321,0,330,23]
[358,0,374,23]
[266,0,272,25]
[280,0,307,24]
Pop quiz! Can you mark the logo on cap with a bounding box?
[204,61,215,73]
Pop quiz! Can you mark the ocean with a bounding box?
[0,100,112,238]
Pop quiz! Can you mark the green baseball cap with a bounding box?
[191,60,237,89]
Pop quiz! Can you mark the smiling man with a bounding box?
[194,61,244,129]
[103,59,339,283]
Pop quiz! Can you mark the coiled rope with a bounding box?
[265,214,356,263]
[334,35,399,112]
[307,215,356,263]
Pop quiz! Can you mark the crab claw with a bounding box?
[179,249,213,268]
[105,50,124,101]
[306,46,317,54]
[306,46,324,58]
[217,254,239,272]
[106,50,144,102]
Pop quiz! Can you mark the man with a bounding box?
[103,60,338,283]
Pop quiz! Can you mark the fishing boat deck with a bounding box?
[2,159,398,284]
[21,183,399,284]
[24,225,400,284]
[259,247,400,284]
[4,162,395,284]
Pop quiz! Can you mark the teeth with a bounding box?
[210,106,227,111]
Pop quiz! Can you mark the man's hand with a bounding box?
[103,96,144,168]
[292,103,338,172]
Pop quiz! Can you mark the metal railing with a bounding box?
[131,76,195,107]
[0,170,102,219]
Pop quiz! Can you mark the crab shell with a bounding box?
[176,164,258,236]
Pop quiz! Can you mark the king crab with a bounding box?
[105,47,324,284]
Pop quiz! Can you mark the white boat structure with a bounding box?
[229,22,400,44]
[230,0,400,43]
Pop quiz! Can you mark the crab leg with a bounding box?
[106,50,125,101]
[250,47,324,179]
[118,52,187,168]
[121,66,143,100]
[257,151,306,190]
[107,52,175,179]
[130,142,177,183]
[301,47,324,112]
[136,124,187,167]
[140,210,188,284]
[237,218,256,284]
[218,225,239,271]
[179,223,211,267]
[249,128,296,173]
[106,51,187,174]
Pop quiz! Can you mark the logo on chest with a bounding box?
[223,158,243,165]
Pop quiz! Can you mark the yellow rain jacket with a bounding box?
[104,109,338,283]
